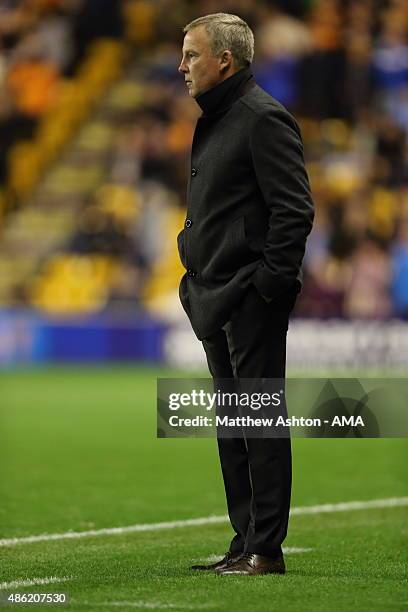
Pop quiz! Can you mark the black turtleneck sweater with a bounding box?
[196,67,255,117]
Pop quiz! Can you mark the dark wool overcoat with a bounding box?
[177,67,314,340]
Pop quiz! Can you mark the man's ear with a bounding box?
[219,49,233,73]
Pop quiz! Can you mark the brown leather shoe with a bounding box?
[190,551,242,571]
[216,552,285,576]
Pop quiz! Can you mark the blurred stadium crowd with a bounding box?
[0,0,407,320]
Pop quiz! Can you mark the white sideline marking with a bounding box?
[290,497,408,515]
[0,497,406,548]
[0,576,69,590]
[283,547,313,553]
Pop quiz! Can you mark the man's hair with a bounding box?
[183,13,254,68]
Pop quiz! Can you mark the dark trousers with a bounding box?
[202,283,298,558]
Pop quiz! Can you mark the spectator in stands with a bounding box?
[391,218,408,318]
[345,234,392,319]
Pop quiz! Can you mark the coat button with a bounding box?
[191,168,197,177]
[185,219,192,228]
[187,269,196,278]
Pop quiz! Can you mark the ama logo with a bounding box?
[331,415,365,427]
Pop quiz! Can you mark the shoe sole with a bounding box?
[218,567,285,576]
[191,566,229,571]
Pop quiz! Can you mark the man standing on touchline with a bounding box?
[177,13,314,576]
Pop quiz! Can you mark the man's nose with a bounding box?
[178,59,187,74]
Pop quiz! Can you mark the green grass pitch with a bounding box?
[0,365,407,611]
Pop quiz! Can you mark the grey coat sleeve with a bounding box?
[249,106,314,300]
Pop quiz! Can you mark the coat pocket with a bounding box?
[232,216,262,257]
[221,215,249,265]
[201,216,259,280]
